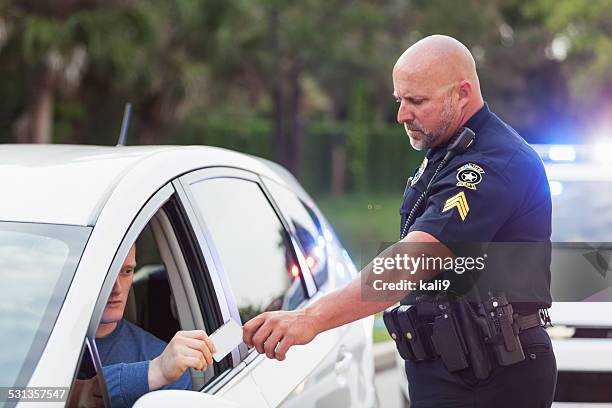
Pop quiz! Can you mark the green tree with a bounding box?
[347,79,368,192]
[524,0,612,129]
[0,0,230,145]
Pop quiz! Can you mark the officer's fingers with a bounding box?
[243,314,267,347]
[275,336,294,361]
[263,330,283,359]
[251,322,274,354]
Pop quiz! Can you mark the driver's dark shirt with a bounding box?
[97,319,191,408]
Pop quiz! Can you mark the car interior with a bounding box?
[69,201,230,407]
[124,230,180,344]
[126,207,221,390]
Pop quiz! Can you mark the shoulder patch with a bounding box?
[456,163,484,190]
[442,191,469,221]
[411,157,428,186]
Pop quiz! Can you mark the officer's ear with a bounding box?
[456,80,472,108]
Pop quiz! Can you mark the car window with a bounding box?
[128,225,180,343]
[264,180,329,288]
[72,187,230,407]
[0,222,90,389]
[187,177,307,323]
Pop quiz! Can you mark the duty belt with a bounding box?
[384,294,548,380]
[514,312,543,332]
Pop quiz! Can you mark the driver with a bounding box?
[70,244,216,408]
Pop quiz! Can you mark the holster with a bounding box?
[384,298,493,379]
[476,293,527,366]
[454,298,492,379]
[383,306,415,361]
[428,301,469,372]
[396,305,435,360]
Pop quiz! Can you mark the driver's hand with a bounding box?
[148,330,215,390]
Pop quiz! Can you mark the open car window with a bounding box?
[69,187,230,407]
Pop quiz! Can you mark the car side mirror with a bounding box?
[133,390,242,408]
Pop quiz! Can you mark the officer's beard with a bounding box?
[406,97,456,151]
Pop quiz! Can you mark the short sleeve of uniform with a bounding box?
[409,153,524,243]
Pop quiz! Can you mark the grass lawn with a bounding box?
[373,312,392,343]
[315,192,402,267]
[315,192,402,344]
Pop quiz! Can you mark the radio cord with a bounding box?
[400,158,448,239]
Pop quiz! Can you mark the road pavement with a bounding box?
[374,341,404,408]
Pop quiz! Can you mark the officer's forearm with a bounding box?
[303,245,411,334]
[304,233,450,335]
[304,276,397,335]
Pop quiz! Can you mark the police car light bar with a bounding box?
[549,180,563,196]
[548,145,576,162]
[592,141,612,164]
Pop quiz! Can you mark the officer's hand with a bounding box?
[148,330,216,390]
[243,310,319,361]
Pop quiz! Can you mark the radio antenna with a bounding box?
[116,103,132,146]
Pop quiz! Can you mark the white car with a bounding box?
[396,144,612,407]
[0,145,376,408]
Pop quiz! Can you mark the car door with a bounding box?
[175,167,375,407]
[69,181,267,408]
[261,177,377,408]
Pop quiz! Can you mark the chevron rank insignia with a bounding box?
[442,191,469,221]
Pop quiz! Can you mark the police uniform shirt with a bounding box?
[399,103,552,310]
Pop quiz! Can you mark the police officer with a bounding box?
[243,34,557,407]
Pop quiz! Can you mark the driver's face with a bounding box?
[100,245,136,324]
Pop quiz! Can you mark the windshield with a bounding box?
[550,180,612,242]
[0,222,90,389]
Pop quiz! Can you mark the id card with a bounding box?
[209,319,243,362]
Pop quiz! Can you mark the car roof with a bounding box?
[0,144,290,226]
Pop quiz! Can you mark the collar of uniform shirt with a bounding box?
[425,102,491,161]
[464,101,491,133]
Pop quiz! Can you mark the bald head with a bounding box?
[394,35,481,99]
[392,35,484,150]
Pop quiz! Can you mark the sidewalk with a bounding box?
[373,340,397,373]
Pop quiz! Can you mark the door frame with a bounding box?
[175,166,320,393]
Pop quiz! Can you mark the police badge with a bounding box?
[456,163,484,190]
[410,157,428,187]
